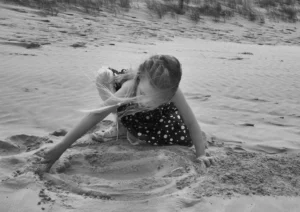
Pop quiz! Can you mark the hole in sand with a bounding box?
[60,151,187,181]
[49,144,196,200]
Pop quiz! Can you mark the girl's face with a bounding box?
[136,77,163,108]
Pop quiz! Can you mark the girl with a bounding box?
[43,55,216,168]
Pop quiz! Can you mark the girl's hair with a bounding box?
[97,55,182,117]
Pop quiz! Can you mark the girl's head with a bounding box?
[96,55,182,116]
[132,55,182,109]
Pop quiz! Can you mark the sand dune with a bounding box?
[1,2,300,212]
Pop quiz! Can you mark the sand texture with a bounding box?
[1,2,300,212]
[1,123,300,211]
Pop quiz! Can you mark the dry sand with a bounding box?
[1,2,300,212]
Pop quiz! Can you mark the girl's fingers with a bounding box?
[197,156,219,168]
[214,156,220,162]
[204,158,211,167]
[196,158,206,169]
[209,157,216,166]
[200,160,207,169]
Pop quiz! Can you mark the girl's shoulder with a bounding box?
[121,78,135,88]
[116,79,135,97]
[112,68,136,91]
[109,68,129,91]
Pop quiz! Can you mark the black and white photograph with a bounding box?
[0,0,300,211]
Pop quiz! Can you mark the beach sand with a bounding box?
[1,2,300,211]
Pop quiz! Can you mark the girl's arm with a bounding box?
[43,80,133,165]
[43,106,116,164]
[172,88,217,167]
[172,88,206,157]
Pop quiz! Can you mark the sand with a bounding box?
[1,2,300,211]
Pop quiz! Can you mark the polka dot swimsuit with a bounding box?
[110,68,192,147]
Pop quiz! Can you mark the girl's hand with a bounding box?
[196,156,217,167]
[196,152,218,168]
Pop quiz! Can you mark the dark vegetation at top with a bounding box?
[148,0,300,23]
[3,0,133,16]
[2,0,300,23]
